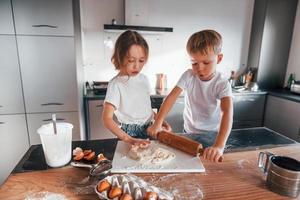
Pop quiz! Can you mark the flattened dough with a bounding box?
[128,142,175,165]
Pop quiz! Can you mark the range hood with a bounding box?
[104,0,173,33]
[104,24,173,33]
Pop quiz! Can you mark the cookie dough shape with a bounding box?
[128,143,176,165]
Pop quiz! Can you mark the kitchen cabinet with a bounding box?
[26,112,80,145]
[89,100,116,140]
[232,94,266,129]
[125,0,149,26]
[0,0,15,34]
[165,97,184,133]
[0,35,25,115]
[264,95,300,142]
[12,0,74,36]
[17,36,78,113]
[0,114,29,185]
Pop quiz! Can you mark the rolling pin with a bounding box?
[157,131,223,162]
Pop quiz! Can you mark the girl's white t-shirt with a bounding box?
[177,69,232,133]
[104,73,153,125]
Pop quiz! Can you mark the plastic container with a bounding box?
[37,122,73,167]
[156,73,167,90]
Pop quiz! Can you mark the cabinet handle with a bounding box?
[32,24,58,28]
[0,122,5,124]
[96,105,103,108]
[43,118,65,122]
[234,98,256,102]
[41,103,64,106]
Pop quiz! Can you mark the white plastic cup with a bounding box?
[37,122,73,167]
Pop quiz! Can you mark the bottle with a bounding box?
[228,71,236,87]
[245,70,253,88]
[287,73,295,89]
[111,18,117,25]
[156,73,166,90]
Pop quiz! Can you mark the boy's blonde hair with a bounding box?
[111,30,149,70]
[186,29,222,55]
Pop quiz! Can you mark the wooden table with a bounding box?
[0,145,299,200]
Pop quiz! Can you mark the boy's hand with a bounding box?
[147,123,162,139]
[202,146,224,162]
[124,136,151,147]
[162,121,172,132]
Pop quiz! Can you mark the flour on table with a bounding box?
[128,142,175,165]
[25,191,67,200]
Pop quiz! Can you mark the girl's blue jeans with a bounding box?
[120,122,152,139]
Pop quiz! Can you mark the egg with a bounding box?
[97,153,107,162]
[72,147,83,156]
[84,151,95,161]
[144,191,158,200]
[120,193,133,200]
[73,151,84,161]
[83,149,92,156]
[108,187,122,199]
[97,180,111,193]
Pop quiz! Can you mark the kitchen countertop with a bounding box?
[84,88,300,104]
[268,88,300,103]
[84,88,267,100]
[1,144,299,199]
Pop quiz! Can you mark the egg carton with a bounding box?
[95,174,174,200]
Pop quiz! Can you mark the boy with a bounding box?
[147,30,233,162]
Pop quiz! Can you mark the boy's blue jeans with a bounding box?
[120,122,152,139]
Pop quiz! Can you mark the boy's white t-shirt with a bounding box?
[177,69,232,133]
[104,73,153,125]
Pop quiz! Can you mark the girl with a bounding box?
[102,30,170,146]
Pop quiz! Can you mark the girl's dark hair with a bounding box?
[186,29,222,55]
[111,30,149,70]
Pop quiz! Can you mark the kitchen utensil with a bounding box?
[93,81,108,95]
[71,159,112,177]
[258,151,300,198]
[291,82,300,94]
[51,114,57,135]
[37,122,73,167]
[157,131,223,162]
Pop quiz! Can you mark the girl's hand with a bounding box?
[124,136,151,147]
[162,121,172,132]
[147,123,162,139]
[202,146,224,162]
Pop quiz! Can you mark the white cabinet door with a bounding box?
[27,112,80,145]
[125,0,149,26]
[0,35,25,115]
[165,97,185,133]
[12,0,74,36]
[89,100,117,140]
[264,96,300,142]
[17,36,78,113]
[0,114,29,185]
[0,0,15,34]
